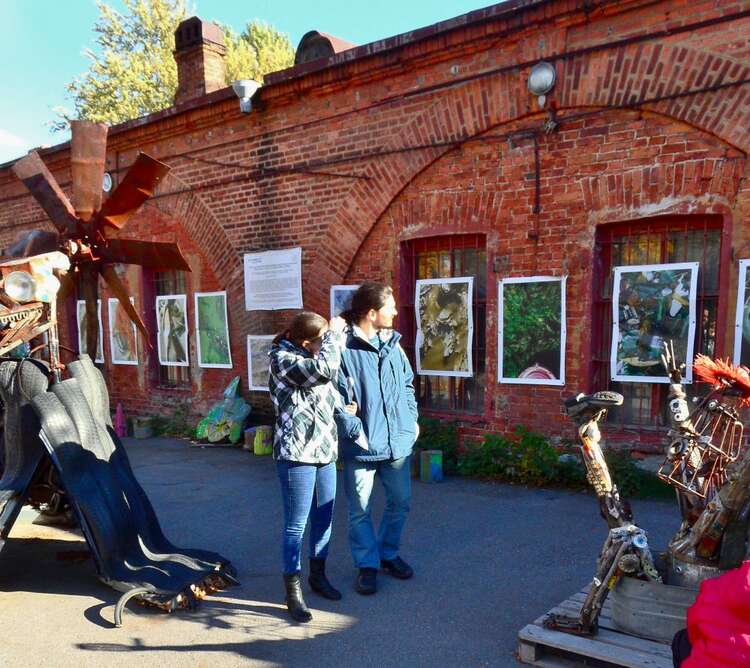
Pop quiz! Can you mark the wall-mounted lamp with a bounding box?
[527,61,556,108]
[232,79,261,113]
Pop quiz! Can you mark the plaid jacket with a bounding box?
[269,330,344,464]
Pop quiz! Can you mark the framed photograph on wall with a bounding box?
[733,259,750,367]
[76,299,104,363]
[414,277,473,377]
[330,284,360,318]
[194,291,232,369]
[156,294,189,367]
[247,335,274,391]
[108,297,138,365]
[498,276,566,385]
[611,262,698,383]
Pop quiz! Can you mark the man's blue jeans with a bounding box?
[277,460,336,575]
[343,456,411,569]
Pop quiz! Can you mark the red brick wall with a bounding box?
[1,0,749,444]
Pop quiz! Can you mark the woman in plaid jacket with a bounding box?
[269,311,355,622]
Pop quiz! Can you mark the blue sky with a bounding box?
[1,0,496,163]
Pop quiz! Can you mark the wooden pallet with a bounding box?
[517,588,674,667]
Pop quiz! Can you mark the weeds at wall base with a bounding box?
[415,417,673,499]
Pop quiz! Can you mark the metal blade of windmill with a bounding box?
[79,265,100,359]
[98,153,170,231]
[70,120,108,222]
[99,264,151,345]
[98,239,191,271]
[11,152,78,235]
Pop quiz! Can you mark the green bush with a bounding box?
[605,450,673,499]
[150,404,195,438]
[411,419,669,498]
[458,426,585,486]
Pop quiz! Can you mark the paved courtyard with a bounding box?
[0,437,678,667]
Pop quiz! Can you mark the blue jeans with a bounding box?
[343,456,411,569]
[277,460,336,575]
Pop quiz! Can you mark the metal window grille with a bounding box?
[400,234,487,415]
[591,216,725,428]
[152,270,190,388]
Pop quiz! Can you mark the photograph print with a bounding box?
[247,335,274,391]
[611,262,698,383]
[76,299,104,363]
[156,294,189,367]
[108,297,138,365]
[195,291,232,368]
[330,284,360,318]
[733,259,750,368]
[498,276,566,385]
[415,277,473,377]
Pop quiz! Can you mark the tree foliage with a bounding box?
[223,22,295,83]
[52,0,294,131]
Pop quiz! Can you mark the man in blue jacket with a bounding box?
[335,282,419,595]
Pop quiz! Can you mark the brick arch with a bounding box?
[312,35,750,287]
[146,171,259,336]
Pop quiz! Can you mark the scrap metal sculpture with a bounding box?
[547,343,750,637]
[544,391,660,635]
[661,346,750,576]
[0,123,237,626]
[10,120,190,355]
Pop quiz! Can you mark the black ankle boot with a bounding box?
[283,573,313,622]
[308,558,342,600]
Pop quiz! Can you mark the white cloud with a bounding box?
[0,129,30,164]
[0,129,27,149]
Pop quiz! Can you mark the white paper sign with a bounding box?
[244,247,303,311]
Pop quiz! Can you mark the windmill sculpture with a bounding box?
[10,120,190,357]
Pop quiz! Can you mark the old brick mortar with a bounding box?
[1,0,750,451]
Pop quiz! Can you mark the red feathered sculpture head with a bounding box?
[693,354,750,405]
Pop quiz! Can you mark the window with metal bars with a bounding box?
[151,270,191,388]
[400,234,487,414]
[591,216,725,428]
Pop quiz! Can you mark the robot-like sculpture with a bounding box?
[546,342,750,636]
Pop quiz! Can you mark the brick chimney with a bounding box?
[173,17,226,106]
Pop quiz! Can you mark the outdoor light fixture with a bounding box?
[232,79,261,113]
[527,61,556,107]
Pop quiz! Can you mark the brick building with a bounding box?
[1,0,749,451]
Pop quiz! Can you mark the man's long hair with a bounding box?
[340,282,393,326]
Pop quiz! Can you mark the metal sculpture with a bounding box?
[545,391,660,635]
[547,344,750,636]
[10,120,190,356]
[0,127,237,626]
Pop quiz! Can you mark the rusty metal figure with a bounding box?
[10,120,190,356]
[548,343,750,637]
[660,345,750,576]
[544,391,660,635]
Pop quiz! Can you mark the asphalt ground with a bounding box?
[0,437,679,667]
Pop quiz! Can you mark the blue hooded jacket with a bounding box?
[334,327,419,462]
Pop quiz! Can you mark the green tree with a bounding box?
[52,0,294,131]
[224,22,295,83]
